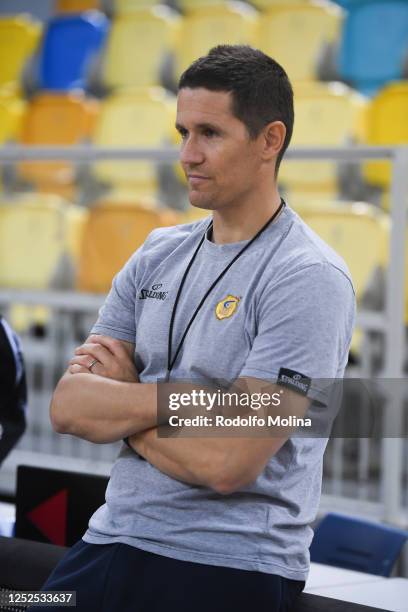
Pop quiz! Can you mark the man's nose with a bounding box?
[180,136,205,166]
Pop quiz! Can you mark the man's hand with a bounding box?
[68,335,139,383]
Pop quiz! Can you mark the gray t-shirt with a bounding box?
[83,204,356,581]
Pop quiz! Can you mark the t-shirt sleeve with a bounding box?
[91,248,142,343]
[239,262,356,405]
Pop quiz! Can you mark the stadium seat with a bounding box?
[310,512,408,576]
[38,12,109,91]
[294,200,392,358]
[0,193,86,350]
[92,87,176,198]
[337,0,408,96]
[251,0,311,7]
[174,2,258,79]
[288,201,408,327]
[0,92,25,145]
[55,0,101,12]
[0,198,72,367]
[363,81,408,189]
[0,16,41,91]
[114,0,175,17]
[256,1,342,82]
[114,0,168,13]
[18,92,99,192]
[0,194,88,290]
[103,5,180,89]
[294,201,389,302]
[279,82,366,199]
[77,200,180,293]
[177,0,232,8]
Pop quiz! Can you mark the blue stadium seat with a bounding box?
[310,512,408,576]
[38,12,109,91]
[330,1,357,6]
[338,0,408,96]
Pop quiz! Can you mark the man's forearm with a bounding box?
[130,428,206,487]
[130,427,284,494]
[130,378,307,493]
[50,372,158,443]
[130,428,227,490]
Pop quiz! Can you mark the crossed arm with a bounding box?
[51,335,309,494]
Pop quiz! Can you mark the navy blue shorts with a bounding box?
[28,539,304,612]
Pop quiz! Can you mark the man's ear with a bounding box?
[260,121,287,162]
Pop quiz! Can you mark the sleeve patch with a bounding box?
[277,368,311,396]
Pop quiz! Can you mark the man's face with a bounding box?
[176,88,262,211]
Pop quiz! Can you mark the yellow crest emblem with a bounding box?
[215,295,241,320]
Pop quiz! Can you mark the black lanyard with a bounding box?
[166,198,286,381]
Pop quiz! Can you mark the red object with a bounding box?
[27,489,68,546]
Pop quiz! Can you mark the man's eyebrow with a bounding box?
[175,122,222,132]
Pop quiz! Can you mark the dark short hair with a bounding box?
[178,45,294,175]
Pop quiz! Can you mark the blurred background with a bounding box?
[0,0,407,582]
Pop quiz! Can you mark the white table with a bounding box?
[306,562,386,590]
[307,575,408,612]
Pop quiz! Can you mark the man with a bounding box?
[33,46,355,611]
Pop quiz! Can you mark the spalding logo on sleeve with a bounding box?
[215,295,241,320]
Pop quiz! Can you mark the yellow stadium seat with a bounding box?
[114,0,165,14]
[93,87,176,198]
[0,91,26,144]
[257,1,341,82]
[363,81,408,189]
[279,82,366,198]
[252,0,311,7]
[178,0,229,8]
[295,201,389,300]
[77,201,180,293]
[55,0,101,11]
[18,92,99,191]
[294,199,408,325]
[55,0,101,13]
[0,16,41,90]
[0,194,88,290]
[294,200,391,357]
[178,0,317,9]
[174,2,258,78]
[0,194,88,334]
[103,6,180,89]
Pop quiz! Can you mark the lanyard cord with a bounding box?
[166,198,286,380]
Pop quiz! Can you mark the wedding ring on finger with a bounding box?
[89,358,99,372]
